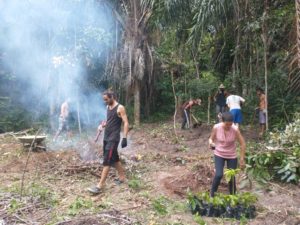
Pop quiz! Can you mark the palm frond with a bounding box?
[189,0,233,45]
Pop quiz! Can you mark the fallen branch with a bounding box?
[20,128,41,198]
[268,182,298,196]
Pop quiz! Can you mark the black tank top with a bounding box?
[104,104,122,142]
[216,91,226,107]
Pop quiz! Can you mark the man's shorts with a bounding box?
[259,110,266,124]
[58,116,69,132]
[230,109,243,124]
[103,141,120,166]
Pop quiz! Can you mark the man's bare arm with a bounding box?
[236,129,246,169]
[118,105,129,138]
[208,126,217,148]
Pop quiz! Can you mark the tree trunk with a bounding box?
[49,96,56,132]
[296,0,300,67]
[207,95,211,124]
[171,71,178,140]
[76,100,82,135]
[262,0,269,131]
[134,81,140,126]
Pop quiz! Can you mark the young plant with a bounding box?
[224,168,240,195]
[193,213,207,225]
[68,197,93,216]
[239,192,257,207]
[152,196,168,215]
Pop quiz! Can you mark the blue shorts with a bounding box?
[230,109,242,124]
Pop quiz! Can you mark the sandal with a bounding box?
[114,178,125,185]
[87,186,102,194]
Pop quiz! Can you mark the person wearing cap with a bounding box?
[226,91,245,127]
[181,98,201,129]
[214,84,227,123]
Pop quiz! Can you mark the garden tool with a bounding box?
[94,120,106,142]
[191,113,202,128]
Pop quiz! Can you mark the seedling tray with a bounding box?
[189,195,256,220]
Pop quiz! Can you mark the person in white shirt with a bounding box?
[226,92,245,127]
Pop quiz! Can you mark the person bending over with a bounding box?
[181,98,201,129]
[226,92,245,127]
[208,112,246,197]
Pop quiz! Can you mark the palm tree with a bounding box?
[106,0,235,125]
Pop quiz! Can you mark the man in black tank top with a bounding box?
[88,90,129,194]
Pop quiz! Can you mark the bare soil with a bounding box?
[0,122,299,225]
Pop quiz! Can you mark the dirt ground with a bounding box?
[0,121,299,225]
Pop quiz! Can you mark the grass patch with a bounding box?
[4,182,58,207]
[128,177,143,190]
[151,196,186,216]
[67,197,94,216]
[8,198,24,213]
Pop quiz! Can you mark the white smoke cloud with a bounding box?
[0,0,114,129]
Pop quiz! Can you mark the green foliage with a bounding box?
[193,213,207,225]
[224,169,240,183]
[30,183,58,206]
[5,182,58,206]
[68,197,93,216]
[152,196,168,215]
[8,198,24,213]
[188,71,219,97]
[246,114,300,184]
[128,177,144,190]
[247,149,300,184]
[0,97,33,132]
[269,113,300,146]
[188,191,257,212]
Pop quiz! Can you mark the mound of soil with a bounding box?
[157,164,227,197]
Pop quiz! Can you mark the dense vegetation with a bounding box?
[0,0,299,132]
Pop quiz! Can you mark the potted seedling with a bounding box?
[239,192,257,219]
[187,191,201,215]
[211,195,225,217]
[224,168,240,194]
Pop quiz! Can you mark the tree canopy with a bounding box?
[0,0,299,132]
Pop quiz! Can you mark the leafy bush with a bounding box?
[269,113,300,146]
[246,114,300,184]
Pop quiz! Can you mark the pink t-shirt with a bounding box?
[213,123,238,159]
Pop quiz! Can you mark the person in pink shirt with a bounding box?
[208,112,246,197]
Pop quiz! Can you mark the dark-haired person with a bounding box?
[214,84,227,123]
[87,90,129,194]
[208,112,246,197]
[256,87,267,137]
[226,92,245,127]
[53,98,71,141]
[181,99,201,129]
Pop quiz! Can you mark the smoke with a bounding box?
[0,0,114,129]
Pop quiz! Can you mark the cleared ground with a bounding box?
[0,122,299,225]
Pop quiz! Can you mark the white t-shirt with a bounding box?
[226,95,245,110]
